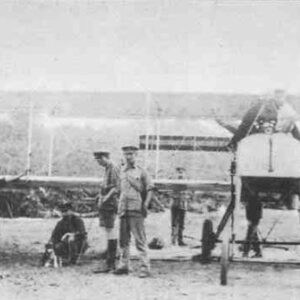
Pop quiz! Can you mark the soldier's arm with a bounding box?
[102,165,120,202]
[143,190,152,207]
[73,217,87,239]
[151,193,165,211]
[141,169,154,208]
[186,190,194,204]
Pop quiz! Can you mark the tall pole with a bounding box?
[48,128,55,176]
[155,102,161,179]
[48,106,58,176]
[144,93,151,168]
[26,99,34,176]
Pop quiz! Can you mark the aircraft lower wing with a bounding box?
[0,175,231,193]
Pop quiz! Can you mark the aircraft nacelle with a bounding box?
[236,132,300,208]
[237,132,300,178]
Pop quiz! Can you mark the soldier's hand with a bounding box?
[61,233,75,242]
[97,198,103,209]
[68,233,75,242]
[142,203,148,218]
[101,195,108,203]
[61,233,70,242]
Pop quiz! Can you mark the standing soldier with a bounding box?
[114,146,153,278]
[242,188,263,258]
[93,150,120,273]
[170,167,190,246]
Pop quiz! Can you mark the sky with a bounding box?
[0,0,300,94]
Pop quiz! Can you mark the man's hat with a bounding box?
[93,150,110,159]
[58,200,73,212]
[121,145,139,153]
[148,237,165,250]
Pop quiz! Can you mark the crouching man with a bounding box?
[114,145,153,278]
[51,201,88,265]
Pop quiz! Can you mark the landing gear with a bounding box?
[220,237,230,286]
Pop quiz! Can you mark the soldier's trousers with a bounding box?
[118,215,150,271]
[171,207,186,243]
[244,222,261,255]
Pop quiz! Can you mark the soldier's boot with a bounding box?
[171,227,177,245]
[93,239,117,273]
[243,226,251,257]
[109,239,118,271]
[178,229,186,246]
[252,235,262,258]
[114,247,130,275]
[242,244,250,258]
[252,250,262,258]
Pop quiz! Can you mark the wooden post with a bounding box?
[144,93,151,168]
[48,128,55,176]
[155,103,161,179]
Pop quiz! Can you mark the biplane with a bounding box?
[198,98,300,285]
[140,97,300,285]
[1,97,300,286]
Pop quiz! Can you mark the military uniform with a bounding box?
[114,146,153,277]
[170,168,190,246]
[171,190,189,246]
[243,190,263,257]
[98,161,120,228]
[93,151,120,273]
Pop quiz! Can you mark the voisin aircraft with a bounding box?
[1,97,300,285]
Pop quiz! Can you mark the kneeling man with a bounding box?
[51,201,88,265]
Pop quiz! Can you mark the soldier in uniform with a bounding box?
[51,201,88,265]
[93,150,120,273]
[242,189,263,258]
[114,146,154,278]
[170,167,190,246]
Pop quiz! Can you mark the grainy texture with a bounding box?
[1,209,300,300]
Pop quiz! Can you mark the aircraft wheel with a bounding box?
[220,237,230,286]
[201,219,214,263]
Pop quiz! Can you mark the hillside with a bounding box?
[0,91,299,180]
[2,91,300,119]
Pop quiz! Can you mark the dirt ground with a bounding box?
[1,209,300,300]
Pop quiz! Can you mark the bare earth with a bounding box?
[1,209,300,300]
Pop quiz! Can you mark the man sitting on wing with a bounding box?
[229,91,299,149]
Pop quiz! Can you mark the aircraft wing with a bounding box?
[0,175,230,193]
[215,119,240,134]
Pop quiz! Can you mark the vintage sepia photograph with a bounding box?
[1,0,300,299]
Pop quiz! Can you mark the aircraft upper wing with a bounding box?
[215,119,240,134]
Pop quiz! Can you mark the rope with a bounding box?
[259,212,283,242]
[258,185,295,242]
